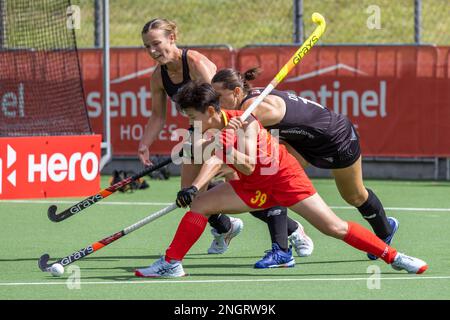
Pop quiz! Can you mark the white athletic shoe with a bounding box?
[288,221,314,257]
[207,217,243,254]
[135,256,186,278]
[391,253,428,274]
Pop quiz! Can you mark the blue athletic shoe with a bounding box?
[368,217,399,260]
[254,243,295,269]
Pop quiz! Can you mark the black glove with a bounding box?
[176,186,199,208]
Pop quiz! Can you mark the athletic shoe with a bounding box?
[207,217,243,254]
[254,243,295,269]
[288,221,314,257]
[368,217,399,260]
[135,256,186,278]
[391,252,428,274]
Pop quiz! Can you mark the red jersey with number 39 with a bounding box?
[221,109,297,186]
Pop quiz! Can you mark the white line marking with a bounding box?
[1,200,449,212]
[0,200,172,206]
[110,66,156,84]
[0,276,449,287]
[285,63,367,82]
[331,206,450,212]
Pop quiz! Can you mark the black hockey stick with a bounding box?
[39,203,178,271]
[47,157,172,222]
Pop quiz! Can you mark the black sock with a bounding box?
[206,181,231,234]
[357,188,392,239]
[208,214,231,234]
[251,206,289,252]
[287,218,299,236]
[252,208,298,238]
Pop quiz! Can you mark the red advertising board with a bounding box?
[236,45,450,157]
[79,45,449,157]
[0,135,101,199]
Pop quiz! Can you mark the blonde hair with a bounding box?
[141,18,178,40]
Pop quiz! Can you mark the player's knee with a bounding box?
[189,196,205,214]
[342,191,368,207]
[190,194,214,216]
[321,221,348,239]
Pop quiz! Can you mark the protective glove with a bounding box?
[176,185,199,208]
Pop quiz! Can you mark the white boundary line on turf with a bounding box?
[1,276,450,287]
[0,200,172,206]
[1,200,450,212]
[331,206,450,212]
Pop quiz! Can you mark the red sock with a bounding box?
[344,221,397,264]
[165,211,208,262]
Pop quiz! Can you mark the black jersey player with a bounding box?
[138,18,244,254]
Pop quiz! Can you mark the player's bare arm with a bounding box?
[190,156,224,191]
[187,50,217,82]
[138,68,167,165]
[225,116,259,175]
[241,95,286,127]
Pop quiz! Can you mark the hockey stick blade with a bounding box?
[38,254,52,272]
[47,205,62,222]
[39,203,178,272]
[47,157,173,222]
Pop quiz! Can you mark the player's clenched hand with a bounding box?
[138,144,153,166]
[176,186,199,208]
[225,117,246,131]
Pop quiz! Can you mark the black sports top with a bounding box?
[240,88,336,144]
[239,88,361,169]
[160,49,191,100]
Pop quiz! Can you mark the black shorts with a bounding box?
[281,116,361,169]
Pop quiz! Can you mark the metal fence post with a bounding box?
[447,158,450,181]
[414,0,421,44]
[0,0,5,48]
[94,0,102,48]
[293,0,304,43]
[100,0,111,170]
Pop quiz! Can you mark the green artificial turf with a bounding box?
[1,177,449,299]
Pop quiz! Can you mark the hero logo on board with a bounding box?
[0,145,98,194]
[0,145,17,194]
[28,151,98,183]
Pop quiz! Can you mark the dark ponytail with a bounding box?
[212,67,262,94]
[242,67,261,92]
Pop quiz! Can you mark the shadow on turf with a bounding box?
[0,256,372,265]
[0,255,283,263]
[74,268,402,282]
[64,258,390,281]
[0,256,163,263]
